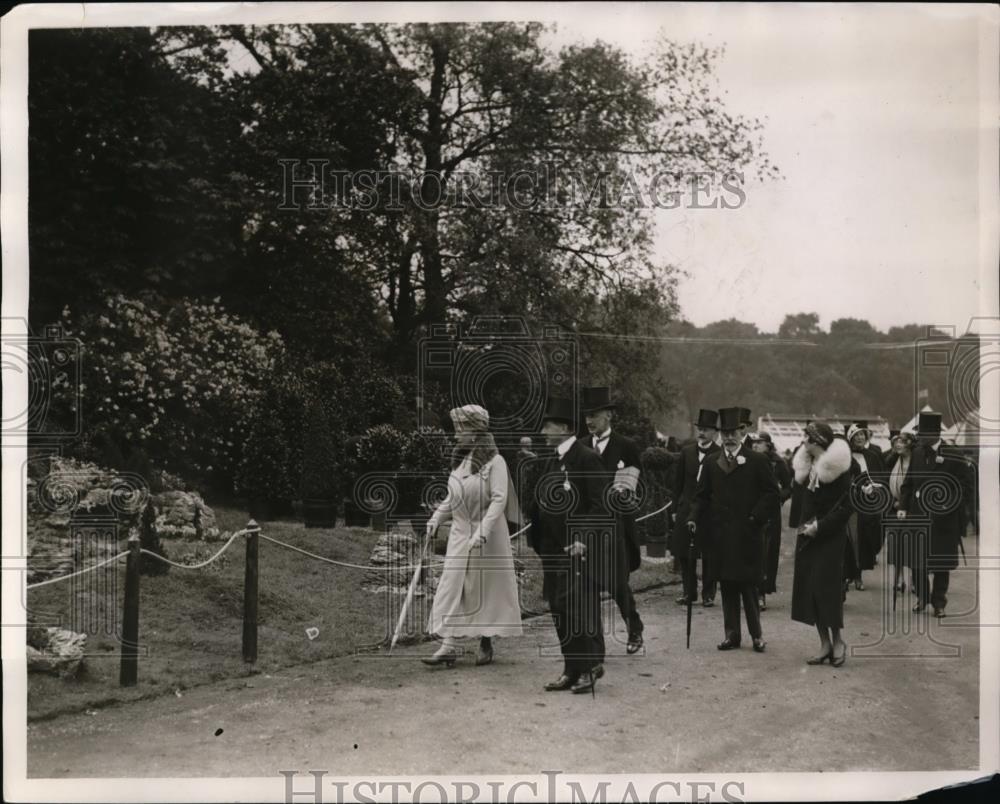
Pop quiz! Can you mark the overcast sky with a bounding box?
[543,3,991,334]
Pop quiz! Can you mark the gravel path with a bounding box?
[27,539,981,777]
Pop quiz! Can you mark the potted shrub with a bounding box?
[300,401,339,528]
[400,426,449,532]
[640,446,676,557]
[355,424,407,529]
[341,435,369,527]
[235,387,298,521]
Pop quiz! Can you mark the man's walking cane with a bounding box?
[686,528,697,649]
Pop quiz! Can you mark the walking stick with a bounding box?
[958,533,967,566]
[686,531,696,649]
[389,523,435,654]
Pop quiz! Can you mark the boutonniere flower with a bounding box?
[617,460,625,469]
[935,456,945,464]
[562,469,571,492]
[736,455,746,465]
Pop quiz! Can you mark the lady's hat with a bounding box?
[756,432,773,445]
[805,421,835,447]
[846,423,869,443]
[581,386,617,414]
[917,411,943,436]
[541,396,576,427]
[718,407,743,432]
[738,407,753,427]
[694,408,719,430]
[449,404,490,432]
[889,428,901,440]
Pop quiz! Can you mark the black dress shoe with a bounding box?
[702,598,715,608]
[912,602,926,613]
[717,639,740,650]
[933,607,945,618]
[544,674,577,692]
[571,672,598,695]
[752,638,766,653]
[626,633,644,654]
[676,595,690,606]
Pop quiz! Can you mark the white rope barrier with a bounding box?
[259,532,444,571]
[636,501,673,522]
[26,551,129,590]
[508,499,672,541]
[139,529,248,570]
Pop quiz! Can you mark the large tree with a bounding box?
[161,23,779,357]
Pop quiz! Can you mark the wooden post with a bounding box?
[119,534,141,687]
[242,520,260,664]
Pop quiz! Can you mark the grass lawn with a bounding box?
[26,506,426,720]
[26,506,680,721]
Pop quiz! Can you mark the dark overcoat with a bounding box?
[669,441,720,560]
[528,439,618,593]
[789,438,853,628]
[591,431,643,573]
[899,441,973,572]
[688,446,778,585]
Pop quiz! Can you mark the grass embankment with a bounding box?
[26,506,679,720]
[27,507,410,720]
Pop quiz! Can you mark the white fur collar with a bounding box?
[792,438,852,485]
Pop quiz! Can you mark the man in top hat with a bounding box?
[897,411,973,617]
[671,408,722,607]
[528,396,611,694]
[688,407,779,652]
[580,386,645,654]
[739,408,754,453]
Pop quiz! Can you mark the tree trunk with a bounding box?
[418,37,449,329]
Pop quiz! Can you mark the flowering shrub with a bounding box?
[400,427,448,472]
[58,295,285,488]
[356,424,407,473]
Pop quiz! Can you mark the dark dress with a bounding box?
[790,444,854,629]
[762,453,792,594]
[883,450,911,567]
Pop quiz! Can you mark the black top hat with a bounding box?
[738,407,752,426]
[542,396,576,427]
[694,408,719,430]
[917,411,942,436]
[718,407,742,432]
[580,387,617,414]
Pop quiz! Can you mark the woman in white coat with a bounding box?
[422,405,523,667]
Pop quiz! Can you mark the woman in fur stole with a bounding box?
[789,422,854,667]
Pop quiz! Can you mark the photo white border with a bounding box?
[3,3,998,801]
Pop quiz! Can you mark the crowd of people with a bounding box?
[418,392,977,696]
